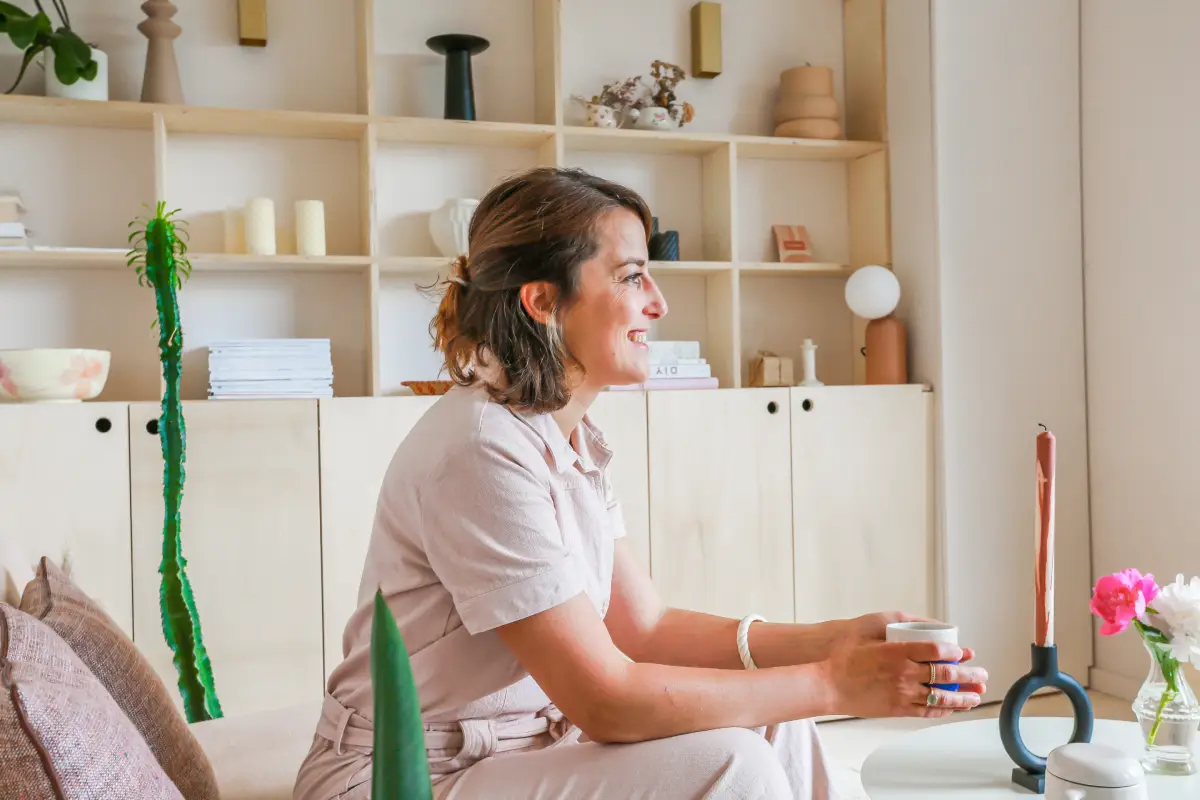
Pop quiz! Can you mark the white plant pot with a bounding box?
[44,47,108,101]
[429,198,479,258]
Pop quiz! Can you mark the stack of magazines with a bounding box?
[206,339,334,399]
[610,340,718,391]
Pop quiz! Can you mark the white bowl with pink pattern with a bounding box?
[0,348,111,402]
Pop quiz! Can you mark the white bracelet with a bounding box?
[737,614,767,670]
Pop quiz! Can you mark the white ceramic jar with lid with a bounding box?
[1045,742,1147,799]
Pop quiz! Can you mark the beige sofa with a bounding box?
[1,546,324,799]
[190,701,322,800]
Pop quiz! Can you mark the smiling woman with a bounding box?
[429,166,666,411]
[292,167,988,800]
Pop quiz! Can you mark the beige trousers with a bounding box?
[294,715,839,800]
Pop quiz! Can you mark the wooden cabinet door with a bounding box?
[647,388,794,623]
[0,404,133,635]
[317,396,437,679]
[791,385,934,624]
[588,391,651,571]
[129,400,323,717]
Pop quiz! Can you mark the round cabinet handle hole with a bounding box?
[767,401,779,414]
[146,419,159,435]
[95,417,112,433]
[802,399,814,412]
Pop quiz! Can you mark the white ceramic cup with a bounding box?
[885,621,958,645]
[886,622,960,690]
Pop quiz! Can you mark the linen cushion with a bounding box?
[0,601,184,799]
[20,556,220,800]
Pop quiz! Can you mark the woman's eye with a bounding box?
[624,271,645,286]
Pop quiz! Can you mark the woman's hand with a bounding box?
[839,610,930,646]
[819,640,989,719]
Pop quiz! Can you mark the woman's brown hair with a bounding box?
[429,167,653,413]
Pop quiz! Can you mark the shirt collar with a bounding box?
[507,405,612,475]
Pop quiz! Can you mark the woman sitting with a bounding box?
[293,166,987,800]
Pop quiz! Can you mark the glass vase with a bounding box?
[1132,639,1200,775]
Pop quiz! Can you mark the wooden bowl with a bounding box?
[401,380,454,396]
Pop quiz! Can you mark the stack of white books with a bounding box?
[612,339,719,391]
[0,192,29,250]
[206,338,334,399]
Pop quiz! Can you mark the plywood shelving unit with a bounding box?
[0,0,890,400]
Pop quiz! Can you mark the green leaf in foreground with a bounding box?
[371,589,433,800]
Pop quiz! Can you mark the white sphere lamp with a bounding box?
[845,264,900,320]
[845,265,907,385]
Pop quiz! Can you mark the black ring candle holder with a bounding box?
[998,643,1094,793]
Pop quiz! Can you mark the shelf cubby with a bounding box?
[2,122,154,250]
[173,270,371,400]
[377,270,447,397]
[370,0,550,125]
[164,132,364,257]
[374,140,547,258]
[0,0,892,399]
[736,157,851,265]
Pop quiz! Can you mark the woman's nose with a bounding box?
[646,284,668,319]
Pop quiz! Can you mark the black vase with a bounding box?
[649,229,680,262]
[426,33,490,120]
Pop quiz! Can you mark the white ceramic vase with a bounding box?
[44,47,108,101]
[584,103,618,128]
[429,198,479,258]
[631,106,675,130]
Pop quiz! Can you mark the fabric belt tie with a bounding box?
[315,692,575,774]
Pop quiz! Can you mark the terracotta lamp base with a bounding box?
[865,314,907,384]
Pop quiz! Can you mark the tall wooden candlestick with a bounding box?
[1035,424,1056,647]
[1000,423,1092,793]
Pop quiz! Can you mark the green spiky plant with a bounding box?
[371,589,432,800]
[127,202,223,724]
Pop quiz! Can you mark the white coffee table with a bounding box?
[861,717,1200,798]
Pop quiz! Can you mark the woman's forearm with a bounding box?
[587,659,834,743]
[627,607,842,670]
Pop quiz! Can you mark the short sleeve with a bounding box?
[420,436,585,635]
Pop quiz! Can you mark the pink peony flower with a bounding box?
[1091,569,1160,636]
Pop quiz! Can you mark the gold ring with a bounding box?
[929,662,938,685]
[926,691,938,707]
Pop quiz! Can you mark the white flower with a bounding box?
[1149,574,1200,664]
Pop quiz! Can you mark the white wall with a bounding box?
[887,0,1093,694]
[1081,0,1200,696]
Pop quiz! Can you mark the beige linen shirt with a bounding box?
[322,381,626,782]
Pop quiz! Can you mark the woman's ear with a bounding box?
[519,281,558,325]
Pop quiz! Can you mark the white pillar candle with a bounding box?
[801,337,824,387]
[223,208,244,254]
[295,200,326,256]
[244,197,276,255]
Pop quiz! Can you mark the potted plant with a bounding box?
[0,1,105,99]
[638,60,695,129]
[572,75,644,128]
[577,61,696,131]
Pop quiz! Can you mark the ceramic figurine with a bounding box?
[138,0,185,104]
